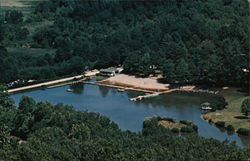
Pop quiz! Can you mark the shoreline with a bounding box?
[201,87,250,131]
[7,73,220,94]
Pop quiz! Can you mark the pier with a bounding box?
[129,89,178,101]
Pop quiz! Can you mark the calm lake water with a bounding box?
[11,83,249,148]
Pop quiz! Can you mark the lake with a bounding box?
[10,83,249,148]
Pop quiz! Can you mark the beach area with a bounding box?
[104,74,170,90]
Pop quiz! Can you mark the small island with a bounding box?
[145,116,198,133]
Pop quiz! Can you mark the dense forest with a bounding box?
[0,0,249,87]
[0,86,249,160]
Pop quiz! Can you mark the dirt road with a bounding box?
[7,75,83,93]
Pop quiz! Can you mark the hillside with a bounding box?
[0,0,249,87]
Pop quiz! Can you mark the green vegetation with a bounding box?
[180,126,194,133]
[215,121,226,127]
[0,87,249,160]
[180,120,193,125]
[210,95,228,110]
[0,0,249,88]
[7,47,55,57]
[226,125,235,132]
[203,88,250,130]
[237,128,250,136]
[171,128,180,133]
[0,0,249,159]
[153,117,198,133]
[241,98,250,116]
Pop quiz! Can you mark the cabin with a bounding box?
[201,102,212,111]
[99,67,123,77]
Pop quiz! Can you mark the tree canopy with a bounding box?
[241,98,250,116]
[0,0,249,87]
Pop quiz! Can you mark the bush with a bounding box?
[191,124,198,132]
[234,116,249,119]
[162,117,175,123]
[226,125,235,132]
[215,121,225,127]
[211,108,216,112]
[241,98,250,116]
[171,128,180,133]
[237,128,250,136]
[180,120,192,125]
[180,126,194,133]
[210,95,228,110]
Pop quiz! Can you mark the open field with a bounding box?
[159,120,185,129]
[0,0,40,7]
[25,20,54,35]
[7,47,56,57]
[203,87,250,130]
[0,0,43,16]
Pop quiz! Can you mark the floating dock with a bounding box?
[129,89,177,101]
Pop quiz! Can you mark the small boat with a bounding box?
[66,88,73,92]
[117,88,125,92]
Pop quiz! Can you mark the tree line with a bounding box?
[0,0,249,87]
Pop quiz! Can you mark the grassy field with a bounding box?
[203,87,250,130]
[7,47,56,57]
[25,20,54,35]
[159,120,185,129]
[0,0,43,16]
[0,0,55,58]
[0,0,43,8]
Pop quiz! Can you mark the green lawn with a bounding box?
[0,0,41,16]
[203,87,250,130]
[7,47,56,57]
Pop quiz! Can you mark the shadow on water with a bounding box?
[239,135,250,149]
[98,86,110,98]
[70,83,85,94]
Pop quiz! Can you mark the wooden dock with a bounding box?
[129,89,178,101]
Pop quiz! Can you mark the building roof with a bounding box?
[202,102,211,106]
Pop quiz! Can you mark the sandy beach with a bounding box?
[105,74,169,90]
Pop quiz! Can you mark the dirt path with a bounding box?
[7,75,83,93]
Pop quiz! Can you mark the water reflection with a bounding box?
[98,86,110,97]
[239,135,250,148]
[70,83,85,94]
